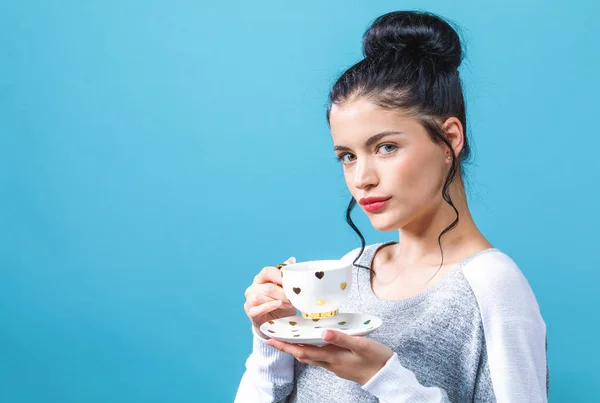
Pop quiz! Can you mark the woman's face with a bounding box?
[329,98,450,232]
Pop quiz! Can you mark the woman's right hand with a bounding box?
[244,257,298,338]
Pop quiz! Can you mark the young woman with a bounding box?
[235,10,548,403]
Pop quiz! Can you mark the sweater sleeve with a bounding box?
[234,326,296,403]
[463,252,548,402]
[361,353,451,402]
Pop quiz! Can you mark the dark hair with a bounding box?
[327,11,471,280]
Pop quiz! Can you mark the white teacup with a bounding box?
[280,259,352,319]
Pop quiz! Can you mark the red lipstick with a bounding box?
[358,196,391,212]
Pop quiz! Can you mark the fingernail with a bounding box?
[321,330,333,341]
[288,257,296,264]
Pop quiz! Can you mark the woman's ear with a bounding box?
[441,117,464,157]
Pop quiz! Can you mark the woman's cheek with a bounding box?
[389,155,415,185]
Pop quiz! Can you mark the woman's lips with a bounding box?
[360,198,391,212]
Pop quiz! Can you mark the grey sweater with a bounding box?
[236,242,549,402]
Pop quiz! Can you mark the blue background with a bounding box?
[1,1,598,402]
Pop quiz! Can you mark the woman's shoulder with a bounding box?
[461,248,526,288]
[461,249,545,324]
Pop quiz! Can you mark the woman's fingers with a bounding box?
[254,257,295,286]
[253,267,281,286]
[267,339,333,366]
[244,257,297,325]
[262,282,291,304]
[248,274,292,306]
[246,291,275,308]
[245,284,293,310]
[248,299,282,318]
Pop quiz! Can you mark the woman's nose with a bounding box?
[352,160,378,190]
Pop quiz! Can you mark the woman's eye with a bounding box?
[338,153,356,164]
[378,144,398,154]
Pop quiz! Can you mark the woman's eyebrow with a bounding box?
[333,131,404,152]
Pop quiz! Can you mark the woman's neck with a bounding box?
[388,180,492,268]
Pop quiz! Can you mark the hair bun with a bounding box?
[362,11,462,70]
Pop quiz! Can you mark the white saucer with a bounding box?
[260,312,383,347]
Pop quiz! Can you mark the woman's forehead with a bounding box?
[330,101,422,141]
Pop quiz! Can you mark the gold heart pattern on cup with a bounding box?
[289,273,347,312]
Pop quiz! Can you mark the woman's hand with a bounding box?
[266,329,394,385]
[244,257,298,337]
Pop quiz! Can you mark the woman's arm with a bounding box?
[361,353,451,402]
[234,327,295,403]
[463,252,548,402]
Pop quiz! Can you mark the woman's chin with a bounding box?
[368,215,402,232]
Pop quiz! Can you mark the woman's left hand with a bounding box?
[265,329,394,385]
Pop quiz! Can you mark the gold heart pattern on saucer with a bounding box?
[259,313,383,347]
